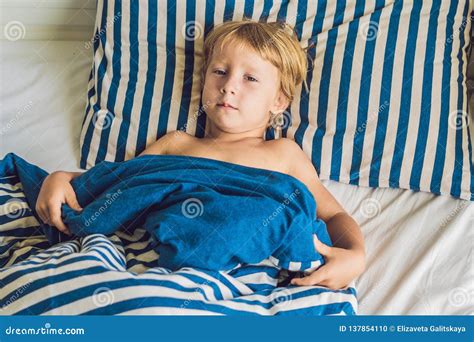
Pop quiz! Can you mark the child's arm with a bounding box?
[279,139,366,289]
[37,131,181,233]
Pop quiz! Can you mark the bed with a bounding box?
[0,1,473,315]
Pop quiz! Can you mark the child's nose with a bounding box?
[220,77,238,95]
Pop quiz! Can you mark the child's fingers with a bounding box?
[291,269,326,286]
[313,235,332,256]
[65,193,82,211]
[36,207,48,224]
[48,206,70,235]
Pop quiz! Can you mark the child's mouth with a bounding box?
[217,102,238,110]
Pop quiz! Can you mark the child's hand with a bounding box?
[291,235,366,290]
[35,171,82,235]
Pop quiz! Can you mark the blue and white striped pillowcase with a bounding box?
[291,0,473,201]
[79,0,473,201]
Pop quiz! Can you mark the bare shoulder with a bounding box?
[267,138,312,175]
[269,138,345,221]
[139,130,195,156]
[271,137,303,154]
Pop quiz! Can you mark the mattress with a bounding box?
[1,40,473,315]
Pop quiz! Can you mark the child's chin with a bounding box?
[209,114,237,127]
[211,121,242,133]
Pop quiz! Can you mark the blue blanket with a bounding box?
[1,153,331,272]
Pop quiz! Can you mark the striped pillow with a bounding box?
[80,0,473,201]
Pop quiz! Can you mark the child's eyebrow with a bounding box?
[210,59,261,74]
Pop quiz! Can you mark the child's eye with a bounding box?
[245,75,258,82]
[213,69,226,75]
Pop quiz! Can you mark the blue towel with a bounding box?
[0,153,332,272]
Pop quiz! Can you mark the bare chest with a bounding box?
[167,138,289,175]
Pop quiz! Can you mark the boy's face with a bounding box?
[202,43,289,135]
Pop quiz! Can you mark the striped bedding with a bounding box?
[0,175,357,315]
[79,0,473,201]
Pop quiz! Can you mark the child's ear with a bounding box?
[271,91,290,114]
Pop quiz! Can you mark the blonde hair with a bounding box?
[202,20,308,105]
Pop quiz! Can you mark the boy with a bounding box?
[36,20,366,290]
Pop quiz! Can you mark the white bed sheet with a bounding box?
[1,40,473,315]
[322,179,473,315]
[0,40,90,173]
